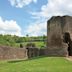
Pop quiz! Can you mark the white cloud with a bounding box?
[28,0,72,36]
[30,0,72,18]
[0,17,21,36]
[24,21,47,36]
[9,0,72,36]
[9,0,38,8]
[33,0,37,3]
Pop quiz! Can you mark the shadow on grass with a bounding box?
[8,59,26,63]
[7,56,46,63]
[7,55,65,63]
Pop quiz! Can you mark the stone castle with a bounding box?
[47,15,72,56]
[0,15,72,60]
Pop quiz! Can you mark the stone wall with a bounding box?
[26,47,39,58]
[26,47,46,58]
[47,16,72,56]
[0,46,28,60]
[0,46,46,60]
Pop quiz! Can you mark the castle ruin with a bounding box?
[47,16,72,56]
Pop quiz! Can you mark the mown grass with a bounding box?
[0,57,72,72]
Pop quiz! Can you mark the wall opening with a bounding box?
[63,32,72,56]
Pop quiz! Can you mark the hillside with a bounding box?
[0,35,46,48]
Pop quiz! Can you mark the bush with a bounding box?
[26,43,36,48]
[20,44,23,48]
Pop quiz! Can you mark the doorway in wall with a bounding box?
[63,32,72,56]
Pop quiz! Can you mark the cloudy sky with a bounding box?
[0,0,72,36]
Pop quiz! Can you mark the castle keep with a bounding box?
[47,16,72,56]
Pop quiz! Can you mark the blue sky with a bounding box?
[0,0,72,36]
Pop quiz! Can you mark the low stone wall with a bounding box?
[0,46,28,60]
[39,49,46,56]
[0,46,46,60]
[27,47,46,58]
[26,48,39,58]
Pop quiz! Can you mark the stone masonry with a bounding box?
[46,16,72,56]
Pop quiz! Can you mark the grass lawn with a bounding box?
[0,57,72,72]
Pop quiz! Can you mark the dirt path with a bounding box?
[66,56,72,61]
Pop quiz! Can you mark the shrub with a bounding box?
[26,43,36,48]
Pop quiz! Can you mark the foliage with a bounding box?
[0,34,47,48]
[20,43,23,48]
[26,42,36,48]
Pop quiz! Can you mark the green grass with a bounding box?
[0,57,72,72]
